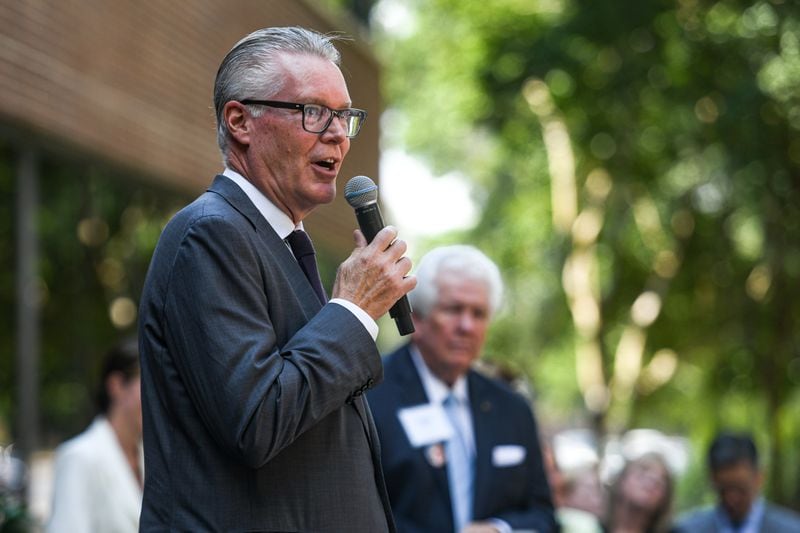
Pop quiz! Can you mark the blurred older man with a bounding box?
[368,245,556,533]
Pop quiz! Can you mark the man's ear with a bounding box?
[223,100,252,146]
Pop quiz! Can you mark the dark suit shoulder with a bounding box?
[468,367,532,411]
[381,346,410,372]
[375,345,418,383]
[162,174,265,234]
[177,186,247,223]
[368,346,416,404]
[156,189,238,247]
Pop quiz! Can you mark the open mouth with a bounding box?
[314,158,336,171]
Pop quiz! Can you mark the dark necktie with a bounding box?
[286,229,327,305]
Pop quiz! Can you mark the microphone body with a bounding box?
[345,176,415,336]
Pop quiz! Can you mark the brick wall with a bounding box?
[0,0,381,254]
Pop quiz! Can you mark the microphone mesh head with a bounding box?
[344,176,379,208]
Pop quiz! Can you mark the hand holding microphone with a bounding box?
[338,175,416,335]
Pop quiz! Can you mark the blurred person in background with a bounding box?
[543,441,604,533]
[674,431,800,533]
[46,338,142,533]
[0,445,35,532]
[368,245,556,533]
[603,452,674,533]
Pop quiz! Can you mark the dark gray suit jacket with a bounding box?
[138,175,394,532]
[675,502,800,533]
[367,345,556,533]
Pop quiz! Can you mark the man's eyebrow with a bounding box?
[301,96,354,108]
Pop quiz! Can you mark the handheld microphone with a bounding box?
[344,175,415,336]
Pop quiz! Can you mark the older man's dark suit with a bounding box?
[138,175,393,531]
[367,344,556,533]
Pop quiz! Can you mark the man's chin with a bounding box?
[446,354,478,372]
[316,185,337,205]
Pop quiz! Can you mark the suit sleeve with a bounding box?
[162,213,381,468]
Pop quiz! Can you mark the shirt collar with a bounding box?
[222,167,301,239]
[409,344,469,406]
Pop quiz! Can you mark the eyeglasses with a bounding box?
[240,99,367,138]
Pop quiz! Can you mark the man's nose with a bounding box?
[321,114,348,142]
[457,311,477,331]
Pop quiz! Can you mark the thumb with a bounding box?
[352,229,368,248]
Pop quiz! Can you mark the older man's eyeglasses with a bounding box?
[240,99,367,138]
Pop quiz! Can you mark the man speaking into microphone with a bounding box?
[138,26,415,532]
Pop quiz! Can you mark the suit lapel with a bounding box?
[468,372,495,519]
[393,346,430,405]
[207,175,323,316]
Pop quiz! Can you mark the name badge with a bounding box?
[397,403,455,448]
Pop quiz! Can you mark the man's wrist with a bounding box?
[329,298,379,341]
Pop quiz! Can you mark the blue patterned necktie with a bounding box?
[443,393,473,531]
[286,230,327,305]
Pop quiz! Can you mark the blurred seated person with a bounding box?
[368,245,556,533]
[674,431,800,533]
[604,452,674,533]
[47,338,142,533]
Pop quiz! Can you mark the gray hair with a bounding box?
[408,245,504,318]
[213,26,343,165]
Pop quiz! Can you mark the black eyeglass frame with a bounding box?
[239,99,367,138]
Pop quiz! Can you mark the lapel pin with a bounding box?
[425,443,446,468]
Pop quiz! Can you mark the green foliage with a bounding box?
[0,141,189,446]
[379,0,800,507]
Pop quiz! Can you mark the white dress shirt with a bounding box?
[223,168,378,340]
[409,346,475,455]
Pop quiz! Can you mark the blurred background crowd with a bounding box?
[3,0,800,531]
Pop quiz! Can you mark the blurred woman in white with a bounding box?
[47,339,142,533]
